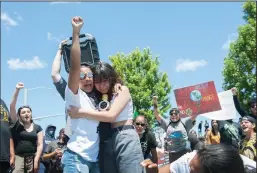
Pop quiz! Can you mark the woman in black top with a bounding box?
[133,115,158,164]
[10,82,43,173]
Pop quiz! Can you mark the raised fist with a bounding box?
[231,87,237,96]
[71,16,83,33]
[152,96,158,105]
[16,82,24,90]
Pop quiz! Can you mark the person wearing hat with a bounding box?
[231,87,256,119]
[153,96,197,163]
[239,116,256,161]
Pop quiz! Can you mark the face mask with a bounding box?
[48,130,55,137]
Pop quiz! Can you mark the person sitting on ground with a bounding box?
[205,120,220,144]
[240,116,256,161]
[232,87,256,119]
[141,144,248,173]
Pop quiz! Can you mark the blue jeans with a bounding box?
[61,149,100,173]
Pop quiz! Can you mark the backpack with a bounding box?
[223,122,240,147]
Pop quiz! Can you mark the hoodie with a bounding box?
[43,125,56,152]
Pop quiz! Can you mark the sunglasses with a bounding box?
[135,122,145,127]
[80,72,93,80]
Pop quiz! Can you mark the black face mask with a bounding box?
[48,130,55,138]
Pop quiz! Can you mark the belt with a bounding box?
[112,125,135,133]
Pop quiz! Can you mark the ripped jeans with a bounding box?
[61,149,99,173]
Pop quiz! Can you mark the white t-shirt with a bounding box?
[65,86,99,162]
[169,151,256,173]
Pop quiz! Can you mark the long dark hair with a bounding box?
[197,144,245,173]
[17,105,33,123]
[211,120,219,136]
[92,62,119,101]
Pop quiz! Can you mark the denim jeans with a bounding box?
[101,128,144,173]
[61,149,99,173]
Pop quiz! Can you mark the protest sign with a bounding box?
[174,81,221,117]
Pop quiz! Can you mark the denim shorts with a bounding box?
[101,128,144,173]
[61,149,99,173]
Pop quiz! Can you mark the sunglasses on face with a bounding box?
[135,122,145,127]
[80,72,93,80]
[251,105,256,108]
[170,113,179,116]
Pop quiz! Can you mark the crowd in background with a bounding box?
[0,16,256,173]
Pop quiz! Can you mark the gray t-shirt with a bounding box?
[44,140,67,172]
[159,116,194,153]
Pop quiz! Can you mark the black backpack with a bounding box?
[62,33,100,73]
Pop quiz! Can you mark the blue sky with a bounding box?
[1,2,244,136]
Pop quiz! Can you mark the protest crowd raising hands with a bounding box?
[0,15,256,173]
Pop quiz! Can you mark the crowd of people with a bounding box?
[0,16,256,173]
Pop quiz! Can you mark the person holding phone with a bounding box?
[42,129,67,173]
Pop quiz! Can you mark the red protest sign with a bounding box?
[174,81,221,117]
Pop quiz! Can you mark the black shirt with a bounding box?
[11,120,43,156]
[140,131,158,159]
[0,98,11,162]
[233,95,256,119]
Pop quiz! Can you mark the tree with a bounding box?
[222,2,256,109]
[109,48,172,126]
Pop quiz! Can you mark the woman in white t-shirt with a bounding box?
[68,62,144,173]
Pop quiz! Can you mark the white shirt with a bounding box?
[112,98,133,122]
[65,86,99,162]
[169,151,256,173]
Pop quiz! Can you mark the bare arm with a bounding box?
[206,131,211,144]
[68,17,83,94]
[10,138,15,166]
[34,131,43,163]
[10,83,24,122]
[150,148,158,164]
[52,39,68,83]
[153,96,162,123]
[42,151,57,161]
[69,86,131,122]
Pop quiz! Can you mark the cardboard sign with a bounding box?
[174,81,221,117]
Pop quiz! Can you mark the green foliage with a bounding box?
[222,1,256,109]
[109,48,172,126]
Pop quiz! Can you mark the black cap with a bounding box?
[242,115,256,124]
